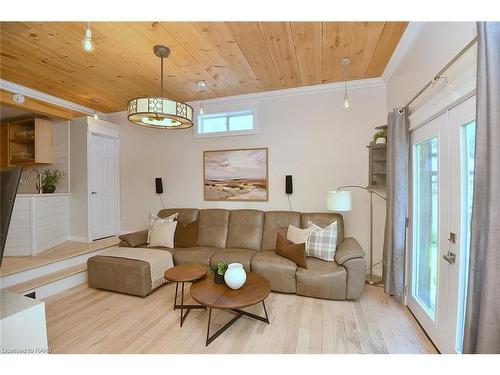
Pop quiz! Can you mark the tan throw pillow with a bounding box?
[276,232,307,268]
[305,221,338,261]
[147,212,178,244]
[174,220,198,248]
[148,220,177,248]
[286,224,311,244]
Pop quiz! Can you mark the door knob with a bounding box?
[443,251,456,264]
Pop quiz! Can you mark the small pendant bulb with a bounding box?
[82,23,94,52]
[344,81,349,108]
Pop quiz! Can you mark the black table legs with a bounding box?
[205,300,270,346]
[172,281,206,327]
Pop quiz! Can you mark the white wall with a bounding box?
[385,22,477,111]
[109,81,388,275]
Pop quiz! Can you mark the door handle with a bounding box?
[443,251,456,264]
[91,191,98,195]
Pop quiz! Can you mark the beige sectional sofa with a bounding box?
[87,208,366,300]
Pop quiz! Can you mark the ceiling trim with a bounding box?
[381,22,425,84]
[105,77,385,119]
[0,79,105,119]
[187,77,385,107]
[106,77,386,121]
[0,88,83,119]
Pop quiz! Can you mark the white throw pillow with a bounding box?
[305,221,338,261]
[286,224,311,244]
[148,220,178,248]
[147,212,178,244]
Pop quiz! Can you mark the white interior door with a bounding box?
[408,96,476,353]
[90,133,117,240]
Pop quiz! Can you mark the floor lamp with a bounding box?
[327,185,387,285]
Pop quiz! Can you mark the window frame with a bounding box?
[193,103,258,139]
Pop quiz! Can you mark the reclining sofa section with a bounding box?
[88,208,366,300]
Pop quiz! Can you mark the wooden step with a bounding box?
[0,236,119,276]
[5,263,87,294]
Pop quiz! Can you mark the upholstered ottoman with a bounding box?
[87,247,174,297]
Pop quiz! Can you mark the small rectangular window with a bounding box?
[196,111,255,137]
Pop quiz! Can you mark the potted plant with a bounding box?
[209,262,228,284]
[373,128,387,144]
[41,169,66,193]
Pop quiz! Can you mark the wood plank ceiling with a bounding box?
[0,22,407,113]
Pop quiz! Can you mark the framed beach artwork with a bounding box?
[203,148,268,201]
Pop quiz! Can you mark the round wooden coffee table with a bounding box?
[190,272,271,346]
[164,263,208,327]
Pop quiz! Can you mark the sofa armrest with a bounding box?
[335,237,365,265]
[119,230,148,247]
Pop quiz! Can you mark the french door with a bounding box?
[90,133,118,240]
[408,95,476,353]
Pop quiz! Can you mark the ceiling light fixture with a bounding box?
[127,45,194,129]
[197,80,207,116]
[340,57,352,109]
[82,22,94,52]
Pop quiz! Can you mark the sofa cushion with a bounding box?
[305,221,338,261]
[300,212,344,245]
[148,220,177,248]
[174,220,198,247]
[173,246,217,265]
[251,250,297,293]
[226,209,264,251]
[296,257,347,300]
[261,211,301,251]
[276,232,307,268]
[210,248,257,272]
[158,208,199,224]
[119,230,148,247]
[196,209,230,248]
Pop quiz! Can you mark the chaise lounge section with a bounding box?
[88,208,366,300]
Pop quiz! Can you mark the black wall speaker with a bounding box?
[285,175,293,195]
[155,177,164,194]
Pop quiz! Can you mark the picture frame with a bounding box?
[203,147,269,201]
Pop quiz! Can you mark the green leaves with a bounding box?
[41,169,66,188]
[209,262,228,275]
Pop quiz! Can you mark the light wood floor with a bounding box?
[43,283,437,354]
[0,237,119,276]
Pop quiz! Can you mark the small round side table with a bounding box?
[164,263,208,327]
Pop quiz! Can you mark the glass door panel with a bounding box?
[413,137,439,318]
[455,121,476,352]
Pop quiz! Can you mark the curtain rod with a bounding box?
[403,36,478,110]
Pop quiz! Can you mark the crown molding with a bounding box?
[381,22,425,84]
[186,77,385,106]
[0,79,106,119]
[107,77,386,119]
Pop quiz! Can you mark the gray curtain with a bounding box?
[383,108,409,303]
[463,22,500,354]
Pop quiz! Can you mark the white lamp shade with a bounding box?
[327,190,352,212]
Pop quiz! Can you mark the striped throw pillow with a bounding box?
[305,221,338,261]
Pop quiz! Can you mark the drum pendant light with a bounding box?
[127,45,194,129]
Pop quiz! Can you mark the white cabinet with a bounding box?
[4,194,70,256]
